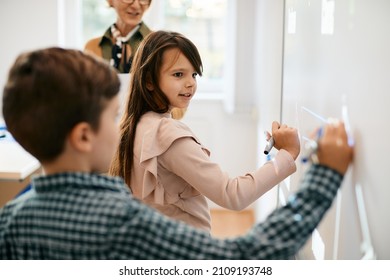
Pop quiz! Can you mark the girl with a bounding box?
[110,31,300,232]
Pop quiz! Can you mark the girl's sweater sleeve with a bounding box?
[159,136,296,210]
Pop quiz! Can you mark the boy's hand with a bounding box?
[272,121,300,160]
[317,121,353,175]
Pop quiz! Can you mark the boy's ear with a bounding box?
[68,122,94,153]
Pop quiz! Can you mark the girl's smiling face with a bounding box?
[158,48,198,110]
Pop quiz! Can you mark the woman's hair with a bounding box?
[2,47,120,162]
[109,30,203,186]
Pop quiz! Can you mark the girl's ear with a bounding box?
[146,81,154,91]
[68,122,94,153]
[146,73,154,91]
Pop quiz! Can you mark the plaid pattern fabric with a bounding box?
[0,165,342,259]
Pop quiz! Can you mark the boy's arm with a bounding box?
[110,164,342,259]
[234,164,342,259]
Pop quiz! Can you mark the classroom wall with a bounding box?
[252,0,286,221]
[281,0,390,259]
[0,0,60,115]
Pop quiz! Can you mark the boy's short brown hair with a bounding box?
[2,47,120,162]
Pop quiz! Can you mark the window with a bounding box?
[81,0,115,43]
[161,0,227,93]
[79,0,231,96]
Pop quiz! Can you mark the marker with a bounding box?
[264,136,275,155]
[301,138,318,163]
[301,128,323,163]
[0,126,6,139]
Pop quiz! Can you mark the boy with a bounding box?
[0,47,353,259]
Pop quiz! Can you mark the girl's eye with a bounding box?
[192,73,198,78]
[173,72,183,77]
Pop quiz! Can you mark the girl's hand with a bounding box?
[271,121,300,160]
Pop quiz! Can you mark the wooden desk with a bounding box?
[0,134,41,207]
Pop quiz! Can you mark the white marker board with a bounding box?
[281,0,390,259]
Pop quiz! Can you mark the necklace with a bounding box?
[110,23,140,73]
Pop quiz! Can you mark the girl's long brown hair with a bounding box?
[109,31,203,187]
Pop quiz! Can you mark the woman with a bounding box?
[84,0,152,73]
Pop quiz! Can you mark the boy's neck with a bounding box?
[42,152,92,175]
